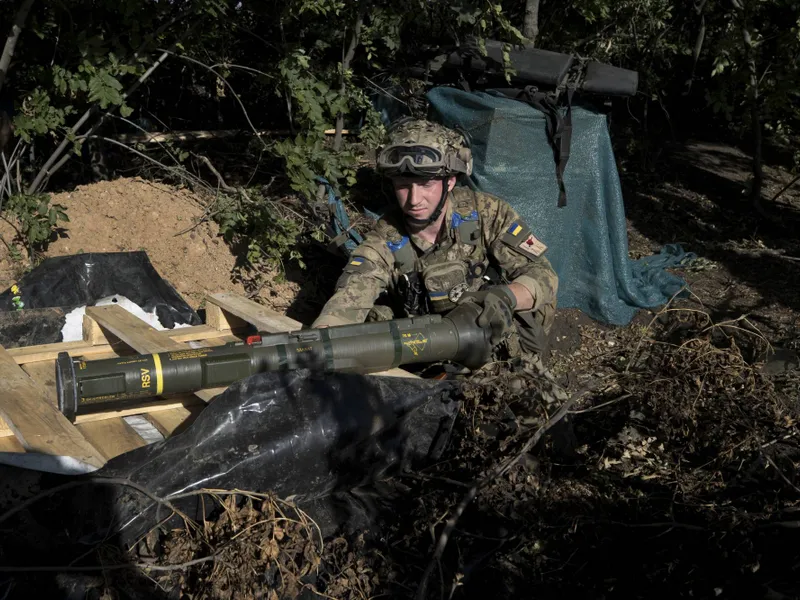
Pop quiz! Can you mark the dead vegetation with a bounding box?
[12,297,789,600]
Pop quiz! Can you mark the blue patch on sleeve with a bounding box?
[451,210,479,229]
[386,236,409,252]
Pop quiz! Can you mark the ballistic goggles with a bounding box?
[377,143,469,177]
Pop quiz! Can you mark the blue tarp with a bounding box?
[426,87,694,325]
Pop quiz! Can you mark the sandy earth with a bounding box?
[0,177,300,313]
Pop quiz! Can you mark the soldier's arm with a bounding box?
[480,194,559,312]
[311,236,394,328]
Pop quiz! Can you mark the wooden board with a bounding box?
[0,346,105,468]
[6,324,239,365]
[207,292,303,333]
[0,436,25,453]
[21,361,58,403]
[146,405,203,437]
[86,305,187,353]
[76,418,147,460]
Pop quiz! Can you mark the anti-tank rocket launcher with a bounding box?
[55,302,491,422]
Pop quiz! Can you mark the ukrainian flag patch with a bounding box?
[349,257,365,266]
[507,223,523,237]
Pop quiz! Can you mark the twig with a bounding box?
[625,286,690,374]
[0,554,216,573]
[0,580,12,600]
[569,393,633,415]
[0,151,13,198]
[88,135,208,192]
[720,245,800,263]
[112,114,184,170]
[210,62,276,81]
[157,49,268,151]
[760,430,799,449]
[599,520,706,531]
[192,152,236,193]
[362,76,409,106]
[415,393,577,600]
[770,173,800,204]
[0,477,190,527]
[764,454,800,495]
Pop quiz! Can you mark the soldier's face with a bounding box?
[392,176,456,222]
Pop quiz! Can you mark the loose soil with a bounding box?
[0,177,301,313]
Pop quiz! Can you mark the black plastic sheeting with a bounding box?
[0,369,460,563]
[0,252,201,342]
[0,307,68,348]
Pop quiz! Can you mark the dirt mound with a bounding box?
[0,177,301,312]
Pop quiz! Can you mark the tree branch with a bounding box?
[770,173,800,203]
[157,49,268,151]
[26,15,194,195]
[0,0,36,97]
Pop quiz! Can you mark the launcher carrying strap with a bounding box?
[492,86,575,208]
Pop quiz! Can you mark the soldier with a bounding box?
[312,117,559,362]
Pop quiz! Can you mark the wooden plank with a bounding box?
[76,418,147,460]
[146,405,203,437]
[85,305,187,353]
[207,292,303,333]
[0,436,25,453]
[0,346,105,468]
[206,301,248,331]
[7,324,239,365]
[73,394,202,425]
[82,313,108,345]
[22,361,58,404]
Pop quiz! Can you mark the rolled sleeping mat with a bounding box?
[581,61,639,97]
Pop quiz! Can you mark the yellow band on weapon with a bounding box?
[153,353,163,395]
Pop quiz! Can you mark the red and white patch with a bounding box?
[517,233,547,257]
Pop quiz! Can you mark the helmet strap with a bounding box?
[404,180,450,228]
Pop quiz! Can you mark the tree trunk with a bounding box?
[0,0,36,97]
[523,0,541,47]
[684,0,708,95]
[334,9,364,152]
[738,9,764,212]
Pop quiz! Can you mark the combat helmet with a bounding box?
[376,117,472,178]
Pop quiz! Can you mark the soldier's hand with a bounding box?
[457,285,517,346]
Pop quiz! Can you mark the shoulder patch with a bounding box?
[500,220,548,258]
[516,233,547,257]
[386,236,409,253]
[451,209,479,229]
[343,254,375,273]
[501,220,531,246]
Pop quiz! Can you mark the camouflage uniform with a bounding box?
[312,186,559,357]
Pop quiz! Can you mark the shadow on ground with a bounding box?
[622,140,800,337]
